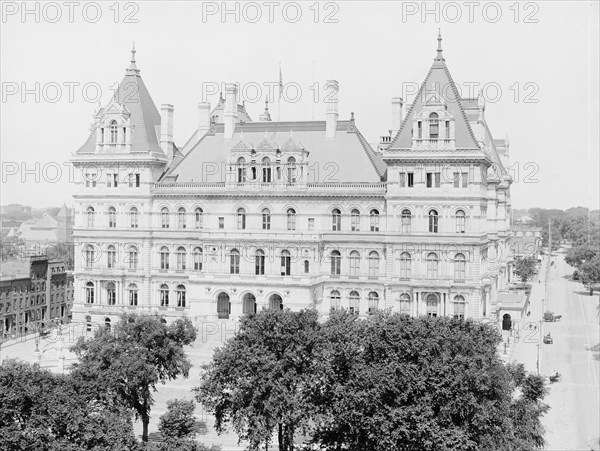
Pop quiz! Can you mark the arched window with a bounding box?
[280,250,291,276]
[160,247,170,270]
[86,207,95,228]
[255,249,265,275]
[104,317,111,330]
[85,244,95,269]
[304,260,310,273]
[176,285,186,307]
[349,291,360,314]
[368,291,379,313]
[193,247,203,271]
[237,157,246,183]
[286,157,297,184]
[106,282,116,306]
[269,293,283,311]
[454,253,466,281]
[85,281,94,304]
[108,207,116,228]
[106,245,116,269]
[243,293,257,314]
[330,250,341,275]
[350,209,360,232]
[262,157,272,183]
[217,292,231,318]
[178,207,186,229]
[195,208,203,229]
[130,207,138,228]
[128,245,138,270]
[332,209,341,231]
[349,251,360,277]
[399,252,411,280]
[453,295,465,319]
[128,283,138,306]
[429,112,439,139]
[401,209,411,233]
[85,314,92,331]
[262,208,271,230]
[368,251,380,278]
[399,293,411,315]
[109,120,118,143]
[428,210,439,233]
[370,209,380,232]
[426,252,439,278]
[426,293,438,317]
[286,208,296,231]
[159,284,169,307]
[330,290,341,311]
[456,209,466,233]
[230,249,240,274]
[161,207,170,229]
[237,208,246,230]
[176,246,187,270]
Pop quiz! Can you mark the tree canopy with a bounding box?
[195,309,549,451]
[514,257,537,283]
[70,313,197,442]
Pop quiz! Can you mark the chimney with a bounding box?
[198,102,211,132]
[325,80,339,138]
[391,97,403,134]
[160,104,174,160]
[224,83,238,139]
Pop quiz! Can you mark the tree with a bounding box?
[70,313,197,442]
[0,359,139,451]
[579,256,600,295]
[514,257,537,283]
[310,311,548,451]
[194,309,322,451]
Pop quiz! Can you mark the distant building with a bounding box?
[0,256,74,338]
[13,204,73,252]
[510,225,542,261]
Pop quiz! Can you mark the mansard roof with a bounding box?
[387,42,480,151]
[75,47,164,156]
[164,120,387,183]
[210,94,253,123]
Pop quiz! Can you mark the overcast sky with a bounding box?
[1,1,598,210]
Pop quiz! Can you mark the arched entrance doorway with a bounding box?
[502,313,512,331]
[268,294,283,311]
[217,292,231,319]
[242,293,257,315]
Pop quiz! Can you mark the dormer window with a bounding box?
[237,157,246,183]
[109,120,118,143]
[262,157,272,183]
[429,113,439,139]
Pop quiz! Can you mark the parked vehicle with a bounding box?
[549,372,562,383]
[543,333,553,344]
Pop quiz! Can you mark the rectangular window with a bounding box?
[399,172,406,187]
[417,121,422,139]
[434,172,440,188]
[107,174,113,187]
[219,217,224,229]
[445,121,450,138]
[461,172,468,188]
[308,218,314,231]
[407,172,414,187]
[426,173,433,188]
[453,172,460,188]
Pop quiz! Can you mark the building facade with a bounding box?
[70,36,513,329]
[0,257,74,338]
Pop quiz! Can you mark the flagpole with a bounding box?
[278,62,282,122]
[312,59,315,120]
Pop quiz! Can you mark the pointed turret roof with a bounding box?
[57,203,70,218]
[76,45,164,155]
[387,32,480,151]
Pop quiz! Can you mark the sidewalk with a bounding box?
[504,258,548,374]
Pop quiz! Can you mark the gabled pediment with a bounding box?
[231,139,254,151]
[281,137,304,152]
[256,138,276,151]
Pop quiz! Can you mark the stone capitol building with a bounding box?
[70,35,513,330]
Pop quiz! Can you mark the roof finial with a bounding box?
[435,29,444,61]
[127,42,140,74]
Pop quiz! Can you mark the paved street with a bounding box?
[510,249,600,450]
